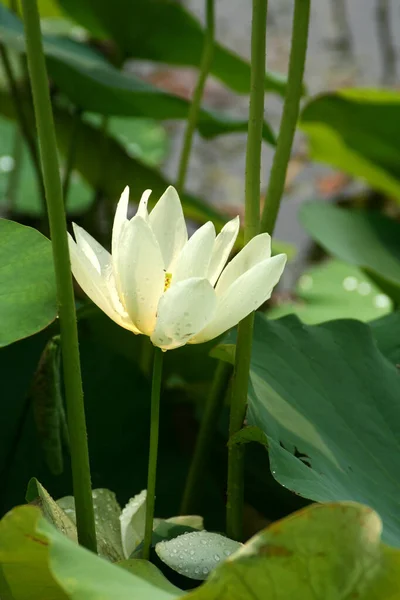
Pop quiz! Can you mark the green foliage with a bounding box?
[300,89,400,203]
[0,505,183,599]
[0,5,275,144]
[189,503,400,599]
[268,259,393,324]
[243,313,400,546]
[118,560,183,596]
[0,113,168,216]
[228,426,268,449]
[0,219,56,347]
[300,202,400,303]
[0,311,212,518]
[56,0,287,96]
[2,0,62,17]
[2,502,400,598]
[156,531,241,581]
[57,488,124,561]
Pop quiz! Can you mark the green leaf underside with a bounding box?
[56,0,287,97]
[245,313,400,547]
[0,5,275,145]
[300,89,400,203]
[0,219,57,347]
[300,202,400,303]
[2,503,400,599]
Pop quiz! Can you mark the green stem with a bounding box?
[180,361,232,515]
[21,0,97,553]
[62,107,82,205]
[143,347,164,560]
[0,42,46,212]
[260,0,310,235]
[226,0,268,542]
[176,0,214,192]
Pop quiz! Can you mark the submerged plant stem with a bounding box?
[21,0,97,553]
[260,0,310,235]
[226,0,268,542]
[181,361,232,515]
[143,347,164,560]
[176,0,214,192]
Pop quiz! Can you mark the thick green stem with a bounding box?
[21,0,97,553]
[226,0,267,542]
[0,42,46,210]
[180,361,232,515]
[62,107,82,204]
[260,0,310,235]
[176,0,214,192]
[143,347,164,560]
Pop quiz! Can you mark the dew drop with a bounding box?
[172,549,178,554]
[202,567,209,575]
[194,568,200,574]
[214,554,220,562]
[179,554,184,559]
[0,155,14,172]
[374,293,390,308]
[343,276,357,291]
[189,550,195,556]
[224,550,231,556]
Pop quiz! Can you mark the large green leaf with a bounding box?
[0,505,183,599]
[370,312,400,367]
[56,0,287,97]
[189,503,400,599]
[242,313,400,547]
[0,5,275,144]
[300,202,400,303]
[300,89,400,203]
[2,503,400,599]
[268,259,393,324]
[0,219,56,347]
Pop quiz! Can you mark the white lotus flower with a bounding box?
[68,186,286,351]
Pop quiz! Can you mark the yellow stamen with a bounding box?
[164,272,172,292]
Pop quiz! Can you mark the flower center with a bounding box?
[164,272,172,292]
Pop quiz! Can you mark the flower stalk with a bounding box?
[176,0,215,192]
[143,347,164,560]
[260,0,311,236]
[21,0,96,552]
[226,0,268,542]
